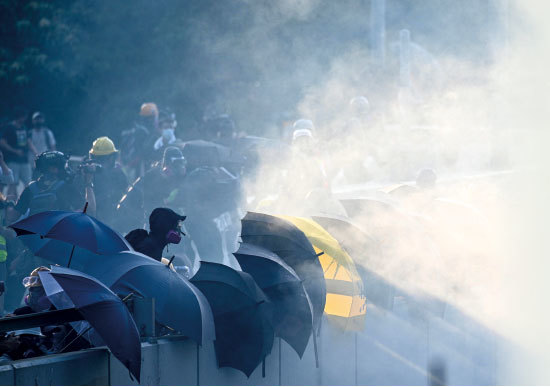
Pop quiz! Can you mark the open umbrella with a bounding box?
[234,243,314,358]
[190,262,275,377]
[181,140,231,169]
[76,250,215,345]
[38,267,141,382]
[280,216,367,331]
[311,214,396,310]
[240,212,326,330]
[10,209,131,266]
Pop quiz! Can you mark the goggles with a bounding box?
[22,276,41,288]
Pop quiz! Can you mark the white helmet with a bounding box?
[350,96,370,116]
[293,119,315,132]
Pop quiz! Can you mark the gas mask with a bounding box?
[24,286,52,312]
[166,222,185,244]
[166,230,182,244]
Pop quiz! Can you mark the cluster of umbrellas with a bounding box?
[6,207,370,381]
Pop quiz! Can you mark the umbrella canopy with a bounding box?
[77,250,215,345]
[190,262,275,377]
[311,214,396,310]
[10,210,131,266]
[38,267,101,346]
[280,216,367,331]
[240,212,326,330]
[181,140,231,170]
[38,267,141,382]
[234,243,314,358]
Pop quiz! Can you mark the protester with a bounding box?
[0,267,91,360]
[125,207,186,262]
[117,146,187,230]
[12,151,95,220]
[0,107,32,198]
[85,137,128,226]
[28,112,56,156]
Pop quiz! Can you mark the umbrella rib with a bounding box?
[191,279,262,305]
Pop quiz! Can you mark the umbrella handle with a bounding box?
[167,255,176,266]
[83,202,89,214]
[59,325,92,353]
[312,332,319,369]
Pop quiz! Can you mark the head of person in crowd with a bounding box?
[158,109,177,143]
[292,128,315,154]
[12,106,29,128]
[292,118,315,136]
[31,112,46,129]
[89,136,118,168]
[416,168,437,190]
[350,95,370,119]
[139,102,159,133]
[204,114,235,143]
[34,151,69,184]
[161,146,187,178]
[22,267,52,313]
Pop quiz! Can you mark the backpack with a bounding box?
[28,180,65,215]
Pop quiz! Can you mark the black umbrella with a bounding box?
[190,262,274,377]
[240,212,326,331]
[180,140,231,169]
[233,243,314,358]
[39,267,141,382]
[76,250,215,345]
[10,209,131,267]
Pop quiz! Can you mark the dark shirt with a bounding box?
[92,164,128,223]
[133,233,166,262]
[2,124,29,163]
[15,177,84,216]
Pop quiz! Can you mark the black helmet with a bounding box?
[162,146,186,170]
[35,151,68,175]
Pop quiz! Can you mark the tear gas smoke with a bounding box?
[232,0,549,384]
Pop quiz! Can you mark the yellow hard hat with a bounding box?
[90,136,118,156]
[140,102,158,117]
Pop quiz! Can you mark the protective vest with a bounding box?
[0,235,7,263]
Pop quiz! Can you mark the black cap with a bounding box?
[149,207,186,236]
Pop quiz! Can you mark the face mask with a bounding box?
[25,292,52,312]
[166,230,181,244]
[162,128,175,140]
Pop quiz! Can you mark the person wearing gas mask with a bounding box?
[125,207,186,262]
[11,151,95,220]
[153,109,179,154]
[1,267,91,358]
[83,137,128,226]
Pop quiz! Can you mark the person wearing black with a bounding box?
[116,146,186,231]
[84,137,128,228]
[125,207,186,262]
[0,107,32,199]
[12,151,95,219]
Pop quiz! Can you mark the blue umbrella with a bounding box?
[190,262,275,377]
[38,267,100,347]
[233,243,314,358]
[240,212,326,331]
[10,209,131,266]
[76,251,215,345]
[38,267,141,382]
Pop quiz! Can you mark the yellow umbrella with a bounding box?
[279,215,366,331]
